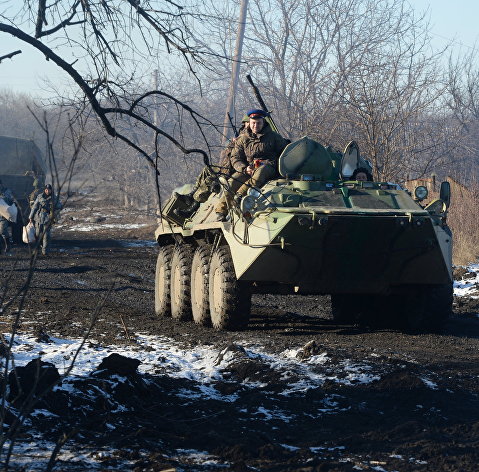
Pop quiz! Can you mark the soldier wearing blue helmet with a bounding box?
[215,109,288,221]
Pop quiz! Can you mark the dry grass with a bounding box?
[448,179,479,266]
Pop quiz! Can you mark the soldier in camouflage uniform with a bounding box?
[29,184,62,255]
[0,179,14,254]
[29,176,42,207]
[215,109,289,221]
[174,117,250,218]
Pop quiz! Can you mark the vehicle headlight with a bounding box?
[414,185,428,201]
[247,188,261,198]
[240,195,256,213]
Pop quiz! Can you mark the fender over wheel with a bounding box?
[191,245,212,326]
[208,245,251,331]
[170,244,194,321]
[155,245,173,317]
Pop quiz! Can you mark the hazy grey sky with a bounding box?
[0,1,478,98]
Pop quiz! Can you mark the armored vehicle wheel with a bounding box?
[208,245,251,331]
[404,282,453,333]
[191,245,211,326]
[170,244,194,321]
[330,294,362,323]
[155,245,173,317]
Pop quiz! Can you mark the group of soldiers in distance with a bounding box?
[175,108,373,221]
[0,180,61,255]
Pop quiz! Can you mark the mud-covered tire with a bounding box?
[191,245,211,326]
[330,294,362,323]
[208,245,251,331]
[155,245,173,317]
[170,244,194,321]
[404,283,453,333]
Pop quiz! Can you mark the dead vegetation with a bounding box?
[448,178,479,266]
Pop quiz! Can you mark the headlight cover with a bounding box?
[414,185,428,201]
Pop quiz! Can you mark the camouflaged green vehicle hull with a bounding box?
[155,137,453,332]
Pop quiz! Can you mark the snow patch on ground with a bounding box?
[6,332,382,397]
[454,263,479,299]
[58,223,149,231]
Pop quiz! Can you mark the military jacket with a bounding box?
[29,193,62,225]
[230,123,288,173]
[0,186,13,205]
[0,186,14,222]
[219,140,236,174]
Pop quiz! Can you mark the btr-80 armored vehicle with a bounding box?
[155,137,452,332]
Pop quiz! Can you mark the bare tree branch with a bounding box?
[0,49,21,62]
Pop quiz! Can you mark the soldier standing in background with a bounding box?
[0,179,14,254]
[29,176,42,207]
[29,184,62,256]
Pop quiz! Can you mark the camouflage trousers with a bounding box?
[0,219,8,238]
[0,219,9,253]
[191,165,228,203]
[35,222,52,255]
[215,163,277,215]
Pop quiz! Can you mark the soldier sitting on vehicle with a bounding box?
[214,109,289,222]
[173,116,250,219]
[0,179,15,254]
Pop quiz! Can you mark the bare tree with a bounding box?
[220,0,465,181]
[0,0,229,199]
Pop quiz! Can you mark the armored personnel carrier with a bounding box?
[0,136,46,241]
[155,137,452,332]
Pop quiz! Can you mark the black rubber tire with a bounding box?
[208,245,251,331]
[170,244,194,321]
[330,294,362,323]
[404,282,453,333]
[154,245,173,317]
[191,245,212,326]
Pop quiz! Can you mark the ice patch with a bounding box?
[118,239,156,247]
[57,223,148,232]
[420,377,438,389]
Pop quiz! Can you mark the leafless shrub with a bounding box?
[448,177,479,266]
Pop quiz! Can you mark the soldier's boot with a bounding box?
[1,236,9,254]
[175,200,200,218]
[209,179,221,194]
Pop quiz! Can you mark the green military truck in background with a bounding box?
[0,135,46,241]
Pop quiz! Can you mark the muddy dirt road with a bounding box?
[1,228,479,471]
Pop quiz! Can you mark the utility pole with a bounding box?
[222,0,249,144]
